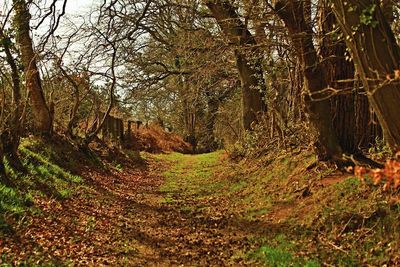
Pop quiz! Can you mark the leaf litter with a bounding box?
[0,151,255,266]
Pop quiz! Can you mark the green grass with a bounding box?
[251,245,320,267]
[0,138,86,233]
[157,151,223,198]
[18,146,83,199]
[0,137,96,266]
[229,180,247,193]
[155,149,400,265]
[249,235,320,267]
[0,184,31,232]
[156,150,312,221]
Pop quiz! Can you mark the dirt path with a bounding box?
[1,152,260,266]
[101,153,259,266]
[3,145,400,266]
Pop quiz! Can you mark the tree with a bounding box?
[274,0,343,161]
[115,0,239,151]
[331,0,400,150]
[13,0,53,135]
[318,0,379,153]
[205,0,267,131]
[0,26,24,173]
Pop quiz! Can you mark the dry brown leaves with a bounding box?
[353,155,400,191]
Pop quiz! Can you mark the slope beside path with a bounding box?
[1,150,258,266]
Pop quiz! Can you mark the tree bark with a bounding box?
[275,0,343,160]
[13,0,52,135]
[0,143,9,185]
[205,0,267,131]
[204,97,219,152]
[318,2,376,153]
[0,25,24,170]
[183,95,197,152]
[331,0,400,150]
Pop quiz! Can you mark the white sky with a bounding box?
[1,0,96,34]
[65,0,95,16]
[1,0,95,20]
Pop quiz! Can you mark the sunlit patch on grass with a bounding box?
[158,151,223,199]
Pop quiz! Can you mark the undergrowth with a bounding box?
[126,124,192,153]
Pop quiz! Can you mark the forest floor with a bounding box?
[0,138,399,266]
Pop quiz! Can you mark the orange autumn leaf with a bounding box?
[384,160,397,177]
[393,174,400,189]
[356,159,400,190]
[371,168,384,185]
[383,181,391,191]
[354,166,367,182]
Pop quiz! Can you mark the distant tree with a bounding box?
[205,0,267,131]
[115,0,239,151]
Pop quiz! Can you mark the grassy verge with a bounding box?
[0,137,151,266]
[155,150,400,266]
[0,137,87,234]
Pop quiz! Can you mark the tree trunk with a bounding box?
[13,0,52,135]
[127,121,132,137]
[275,0,343,160]
[183,97,197,152]
[354,92,382,147]
[0,25,24,170]
[204,97,219,152]
[0,142,13,187]
[319,2,377,153]
[331,0,400,150]
[118,119,124,142]
[0,144,8,185]
[205,0,266,131]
